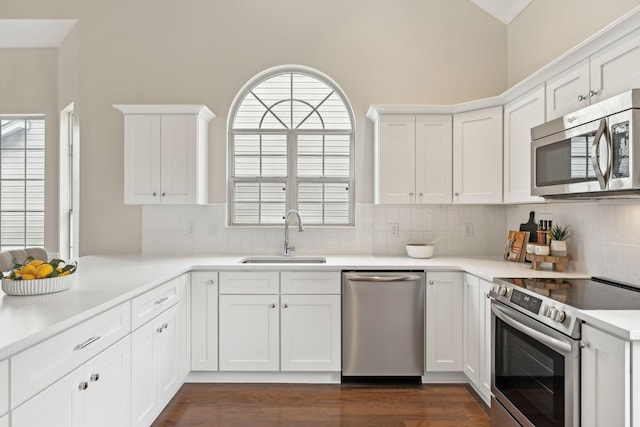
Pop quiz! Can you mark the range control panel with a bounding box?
[509,289,543,314]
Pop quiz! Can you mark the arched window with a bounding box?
[228,66,355,226]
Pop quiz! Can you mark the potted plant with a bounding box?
[549,224,570,256]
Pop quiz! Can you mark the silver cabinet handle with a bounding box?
[428,280,434,285]
[152,192,157,196]
[269,303,276,308]
[580,341,590,349]
[591,117,610,190]
[162,192,166,197]
[454,192,459,197]
[157,326,164,333]
[208,279,215,285]
[282,304,288,308]
[418,193,423,197]
[90,373,100,382]
[163,323,168,329]
[74,336,101,351]
[578,94,587,101]
[78,382,89,391]
[155,296,169,305]
[409,192,414,197]
[589,90,598,97]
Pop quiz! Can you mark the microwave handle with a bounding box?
[591,118,610,190]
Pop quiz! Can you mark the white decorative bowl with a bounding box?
[405,243,435,259]
[1,273,77,296]
[534,245,550,256]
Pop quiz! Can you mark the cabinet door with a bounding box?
[581,324,630,427]
[415,115,452,204]
[590,28,640,104]
[160,115,199,204]
[375,115,416,204]
[0,413,7,427]
[12,366,85,427]
[131,313,160,427]
[191,272,218,371]
[503,85,545,204]
[425,272,463,372]
[156,305,181,409]
[177,274,191,379]
[123,115,162,204]
[0,359,7,418]
[478,279,492,404]
[219,294,280,371]
[453,107,503,204]
[83,337,131,427]
[462,274,480,385]
[281,294,341,371]
[546,59,590,120]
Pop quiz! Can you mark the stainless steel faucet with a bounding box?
[283,209,304,256]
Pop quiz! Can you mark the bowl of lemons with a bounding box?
[1,257,78,296]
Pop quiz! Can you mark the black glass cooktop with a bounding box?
[496,277,640,310]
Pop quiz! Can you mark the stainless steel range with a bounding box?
[489,276,640,427]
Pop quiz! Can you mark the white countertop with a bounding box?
[0,254,633,360]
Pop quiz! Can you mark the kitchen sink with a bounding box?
[239,256,327,264]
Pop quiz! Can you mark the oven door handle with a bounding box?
[492,303,572,355]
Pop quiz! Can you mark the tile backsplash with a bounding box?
[142,200,640,284]
[142,203,506,258]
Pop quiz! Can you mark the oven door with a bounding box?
[491,301,580,427]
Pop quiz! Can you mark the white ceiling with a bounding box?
[469,0,533,24]
[0,19,77,48]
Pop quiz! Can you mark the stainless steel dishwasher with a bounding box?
[342,271,425,378]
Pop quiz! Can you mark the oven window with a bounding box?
[495,317,565,426]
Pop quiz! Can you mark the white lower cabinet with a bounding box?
[131,303,181,427]
[462,273,492,404]
[280,294,341,371]
[0,359,7,419]
[191,271,219,371]
[219,271,341,373]
[12,335,131,427]
[0,414,6,427]
[581,324,631,427]
[425,272,463,371]
[219,294,280,371]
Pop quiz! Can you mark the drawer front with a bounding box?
[219,272,279,294]
[0,359,7,417]
[281,272,341,294]
[131,276,181,330]
[11,301,131,408]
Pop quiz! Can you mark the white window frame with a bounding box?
[227,65,355,227]
[0,115,46,250]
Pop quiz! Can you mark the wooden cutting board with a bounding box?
[519,211,538,243]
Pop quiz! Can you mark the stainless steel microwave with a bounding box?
[531,89,640,198]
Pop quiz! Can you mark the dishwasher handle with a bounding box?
[344,274,422,282]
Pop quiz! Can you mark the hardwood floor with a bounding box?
[152,383,490,426]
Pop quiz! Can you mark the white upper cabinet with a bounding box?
[373,113,452,204]
[503,85,545,203]
[114,105,214,205]
[546,28,640,120]
[416,115,453,204]
[545,59,590,120]
[590,28,640,104]
[453,106,503,204]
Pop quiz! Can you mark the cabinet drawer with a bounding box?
[219,272,279,294]
[281,272,341,294]
[0,359,7,417]
[131,276,181,330]
[11,301,130,408]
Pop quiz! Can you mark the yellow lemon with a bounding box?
[35,263,54,279]
[60,271,70,276]
[21,264,37,276]
[21,273,35,280]
[29,259,45,268]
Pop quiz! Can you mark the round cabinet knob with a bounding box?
[282,304,288,308]
[428,280,434,285]
[90,373,100,382]
[162,192,166,197]
[454,192,460,197]
[163,323,169,330]
[157,326,164,333]
[589,90,598,97]
[152,192,157,196]
[578,95,587,102]
[78,382,89,391]
[418,193,423,197]
[269,303,276,308]
[208,279,215,285]
[409,192,414,198]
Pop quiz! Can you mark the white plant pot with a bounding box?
[550,240,567,257]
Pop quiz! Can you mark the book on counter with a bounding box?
[504,230,530,262]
